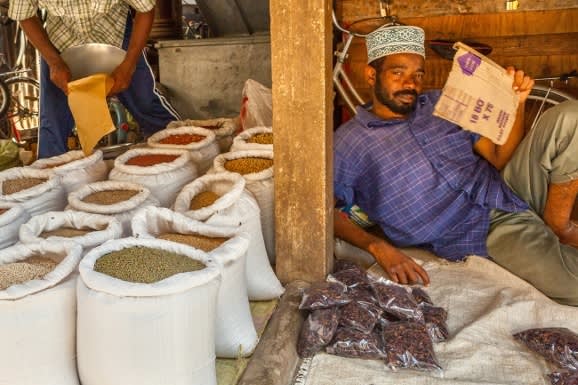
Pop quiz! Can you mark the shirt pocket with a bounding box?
[91,0,122,14]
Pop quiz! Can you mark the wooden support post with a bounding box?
[271,0,334,283]
[150,0,182,40]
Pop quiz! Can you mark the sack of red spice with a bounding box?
[514,327,578,371]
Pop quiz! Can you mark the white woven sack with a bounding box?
[29,150,108,194]
[174,172,284,300]
[0,167,66,216]
[147,126,219,175]
[67,181,160,236]
[19,210,123,256]
[108,148,197,207]
[131,206,258,357]
[77,237,221,385]
[0,241,83,385]
[0,202,29,249]
[212,150,275,262]
[167,117,238,153]
[230,126,273,153]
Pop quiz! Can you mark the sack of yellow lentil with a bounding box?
[173,172,284,300]
[77,237,221,385]
[0,240,83,385]
[29,150,108,195]
[230,126,273,153]
[0,166,67,216]
[19,210,123,256]
[167,117,238,154]
[147,126,219,175]
[132,206,258,357]
[67,181,160,236]
[108,148,197,208]
[211,150,276,263]
[0,202,30,249]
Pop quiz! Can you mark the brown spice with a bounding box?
[224,157,273,175]
[189,190,221,210]
[247,133,273,145]
[297,308,340,358]
[94,246,206,283]
[326,327,385,360]
[381,321,442,371]
[40,227,91,238]
[82,189,139,205]
[125,154,179,167]
[0,256,57,290]
[158,232,228,252]
[159,134,206,145]
[2,177,47,195]
[371,280,422,321]
[299,281,350,310]
[514,328,578,370]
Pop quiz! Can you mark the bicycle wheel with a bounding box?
[525,85,575,132]
[0,78,10,120]
[5,76,40,142]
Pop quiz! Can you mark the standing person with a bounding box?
[334,24,578,305]
[8,0,181,158]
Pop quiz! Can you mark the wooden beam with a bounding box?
[271,0,334,283]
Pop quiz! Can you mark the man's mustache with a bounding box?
[393,90,418,98]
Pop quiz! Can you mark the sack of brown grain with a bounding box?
[67,181,159,236]
[0,167,66,216]
[167,117,238,154]
[132,206,258,357]
[230,126,273,153]
[0,240,82,385]
[77,237,221,385]
[29,150,108,194]
[108,148,197,208]
[173,172,283,301]
[0,202,29,249]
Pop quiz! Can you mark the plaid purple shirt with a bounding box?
[334,90,528,260]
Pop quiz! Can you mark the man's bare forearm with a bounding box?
[19,16,61,65]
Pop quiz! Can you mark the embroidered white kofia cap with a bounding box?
[366,25,426,63]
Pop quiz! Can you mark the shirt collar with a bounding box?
[354,93,430,129]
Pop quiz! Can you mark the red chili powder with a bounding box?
[125,154,179,167]
[158,134,206,145]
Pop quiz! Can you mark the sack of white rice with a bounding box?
[108,148,197,207]
[0,202,30,249]
[132,206,258,357]
[147,126,218,175]
[67,181,159,236]
[230,126,273,153]
[167,117,238,154]
[211,150,275,263]
[173,172,283,301]
[19,210,123,256]
[0,167,66,216]
[29,150,108,194]
[77,237,221,385]
[0,241,83,385]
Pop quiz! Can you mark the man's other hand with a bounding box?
[108,60,136,96]
[49,58,71,95]
[507,66,534,104]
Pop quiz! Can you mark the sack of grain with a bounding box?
[0,240,83,385]
[173,172,283,300]
[0,167,66,216]
[19,210,123,256]
[211,150,275,263]
[147,126,219,175]
[67,181,160,236]
[0,202,29,249]
[77,237,221,385]
[132,206,258,357]
[167,117,238,154]
[29,150,108,194]
[230,126,273,153]
[109,148,197,208]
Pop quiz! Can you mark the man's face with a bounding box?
[372,53,425,116]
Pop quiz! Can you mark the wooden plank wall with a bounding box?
[335,1,578,105]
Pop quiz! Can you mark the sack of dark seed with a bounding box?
[297,307,340,358]
[420,304,449,343]
[326,327,385,360]
[381,320,443,373]
[513,327,578,371]
[299,281,351,310]
[327,263,369,288]
[411,286,434,305]
[338,300,383,334]
[548,371,578,385]
[370,278,423,322]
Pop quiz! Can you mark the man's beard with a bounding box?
[374,76,418,115]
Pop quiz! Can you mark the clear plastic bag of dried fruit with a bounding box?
[370,278,423,322]
[549,371,578,385]
[513,328,578,371]
[338,300,383,334]
[327,263,369,288]
[420,304,449,343]
[297,307,340,358]
[381,321,443,374]
[326,327,385,360]
[299,281,351,311]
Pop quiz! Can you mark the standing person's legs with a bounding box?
[37,58,75,158]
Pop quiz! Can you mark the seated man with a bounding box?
[333,24,578,306]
